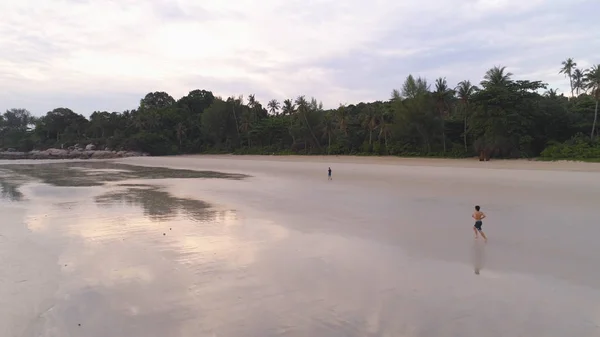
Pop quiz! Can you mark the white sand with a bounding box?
[2,155,600,336]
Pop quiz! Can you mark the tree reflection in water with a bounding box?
[0,180,24,201]
[95,185,217,223]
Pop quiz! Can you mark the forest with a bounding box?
[2,60,600,161]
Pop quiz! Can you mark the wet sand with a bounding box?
[1,156,599,336]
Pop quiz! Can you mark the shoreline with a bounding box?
[3,151,600,173]
[172,154,600,172]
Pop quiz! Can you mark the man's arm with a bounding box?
[481,212,486,219]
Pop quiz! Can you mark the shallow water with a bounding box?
[1,159,599,336]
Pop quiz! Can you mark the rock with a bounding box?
[69,149,83,158]
[85,144,96,151]
[46,148,68,156]
[0,151,27,159]
[91,151,114,159]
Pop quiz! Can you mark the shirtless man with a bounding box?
[472,205,488,242]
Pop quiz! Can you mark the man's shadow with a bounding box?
[472,239,486,275]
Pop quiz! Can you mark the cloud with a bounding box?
[0,0,598,115]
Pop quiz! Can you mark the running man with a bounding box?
[328,167,332,180]
[472,205,488,242]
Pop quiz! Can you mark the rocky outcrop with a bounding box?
[0,148,148,160]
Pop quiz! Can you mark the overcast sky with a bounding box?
[1,0,599,116]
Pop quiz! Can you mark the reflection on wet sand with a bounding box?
[0,179,24,201]
[1,162,261,336]
[95,184,213,222]
[472,240,486,275]
[0,161,247,187]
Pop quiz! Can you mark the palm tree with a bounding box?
[335,104,349,135]
[585,65,600,139]
[267,99,280,115]
[455,80,479,151]
[362,107,378,146]
[295,95,321,150]
[544,88,559,99]
[239,110,252,147]
[321,113,336,154]
[378,111,393,150]
[281,99,295,116]
[480,66,513,88]
[247,94,256,109]
[227,96,242,140]
[433,77,454,152]
[559,58,577,98]
[572,69,586,96]
[247,94,263,122]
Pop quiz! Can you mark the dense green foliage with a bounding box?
[2,61,599,160]
[540,136,600,162]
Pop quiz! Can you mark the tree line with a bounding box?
[2,60,599,160]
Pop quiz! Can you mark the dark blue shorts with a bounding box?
[474,221,483,231]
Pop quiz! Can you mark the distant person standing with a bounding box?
[328,167,332,180]
[472,205,488,242]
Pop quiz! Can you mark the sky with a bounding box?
[1,0,599,117]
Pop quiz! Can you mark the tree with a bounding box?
[559,58,577,98]
[402,75,429,99]
[140,92,176,111]
[0,109,35,149]
[175,122,186,148]
[456,80,479,151]
[585,65,600,139]
[178,89,215,115]
[267,99,280,115]
[378,111,393,151]
[335,104,349,136]
[544,89,559,99]
[433,77,454,152]
[281,99,295,116]
[572,69,586,96]
[321,113,335,154]
[362,107,378,146]
[295,95,321,150]
[481,66,513,88]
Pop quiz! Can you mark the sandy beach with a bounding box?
[1,155,599,336]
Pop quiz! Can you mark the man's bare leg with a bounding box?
[479,230,488,242]
[473,227,479,239]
